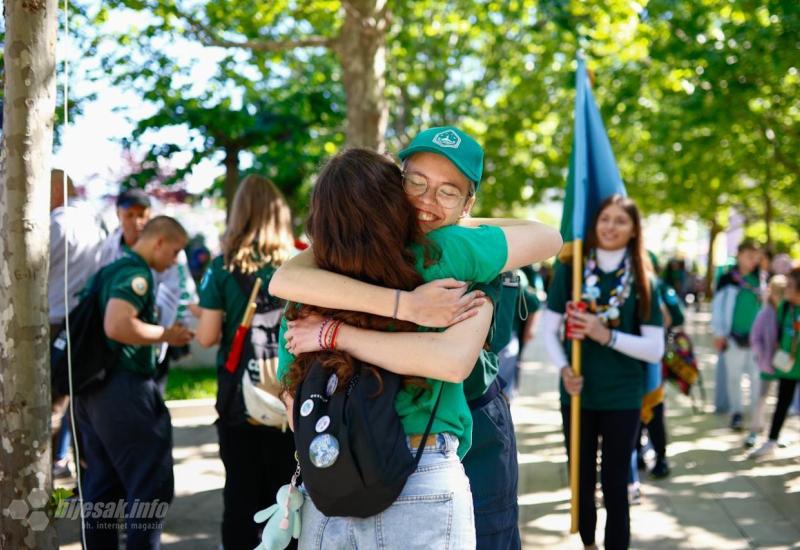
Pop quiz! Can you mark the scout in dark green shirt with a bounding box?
[101,216,194,374]
[74,215,193,549]
[547,261,663,410]
[99,250,157,375]
[198,255,278,371]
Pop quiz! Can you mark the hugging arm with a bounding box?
[459,218,563,272]
[269,249,485,327]
[285,301,494,383]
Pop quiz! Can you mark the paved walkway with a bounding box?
[57,308,800,548]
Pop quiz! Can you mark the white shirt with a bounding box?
[48,203,105,325]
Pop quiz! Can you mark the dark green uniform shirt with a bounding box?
[489,269,541,355]
[99,250,157,376]
[547,262,663,410]
[777,301,800,381]
[197,255,278,369]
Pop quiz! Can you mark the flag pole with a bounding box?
[570,237,583,534]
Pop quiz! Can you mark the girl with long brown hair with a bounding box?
[275,147,561,548]
[195,174,297,550]
[540,194,666,550]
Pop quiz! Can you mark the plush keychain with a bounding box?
[254,460,303,550]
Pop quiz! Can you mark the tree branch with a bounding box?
[177,7,337,54]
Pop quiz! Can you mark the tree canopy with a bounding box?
[67,0,799,249]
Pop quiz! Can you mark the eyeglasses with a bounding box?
[402,172,469,209]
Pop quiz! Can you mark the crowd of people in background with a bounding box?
[46,126,800,550]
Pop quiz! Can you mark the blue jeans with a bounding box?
[299,433,476,549]
[55,406,72,461]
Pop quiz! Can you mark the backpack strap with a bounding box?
[409,384,445,467]
[229,267,282,312]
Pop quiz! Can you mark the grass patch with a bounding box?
[165,367,217,401]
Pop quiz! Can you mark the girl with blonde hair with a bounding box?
[195,174,298,549]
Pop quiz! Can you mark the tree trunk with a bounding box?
[705,218,721,298]
[223,145,240,219]
[763,183,773,248]
[1,1,59,548]
[336,0,389,150]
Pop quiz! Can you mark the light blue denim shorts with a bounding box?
[299,432,476,549]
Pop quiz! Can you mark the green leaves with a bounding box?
[69,0,798,247]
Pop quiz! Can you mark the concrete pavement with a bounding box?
[56,308,800,548]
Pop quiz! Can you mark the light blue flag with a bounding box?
[560,57,627,244]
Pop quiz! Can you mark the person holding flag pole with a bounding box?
[540,56,665,549]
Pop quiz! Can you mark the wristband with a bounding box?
[330,321,343,350]
[317,318,332,350]
[605,330,618,348]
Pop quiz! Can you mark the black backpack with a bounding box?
[293,360,442,518]
[51,261,150,396]
[216,269,285,426]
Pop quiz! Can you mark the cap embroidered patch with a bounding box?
[432,130,461,149]
[131,276,148,296]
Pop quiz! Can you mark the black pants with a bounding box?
[216,421,297,550]
[768,378,799,441]
[561,407,641,550]
[463,390,521,550]
[638,402,667,460]
[76,369,174,550]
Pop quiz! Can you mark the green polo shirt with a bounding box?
[547,262,663,410]
[777,301,800,381]
[99,251,157,376]
[278,224,508,459]
[731,273,761,336]
[197,255,278,370]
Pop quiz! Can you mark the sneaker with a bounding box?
[53,459,73,479]
[650,458,671,479]
[748,440,777,459]
[744,432,758,448]
[730,413,744,431]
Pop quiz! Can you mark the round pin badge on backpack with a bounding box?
[315,415,330,433]
[326,373,338,396]
[309,434,339,468]
[300,399,314,417]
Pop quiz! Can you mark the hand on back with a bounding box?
[399,278,486,327]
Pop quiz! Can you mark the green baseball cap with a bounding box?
[398,126,484,191]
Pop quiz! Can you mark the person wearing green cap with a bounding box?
[271,126,559,549]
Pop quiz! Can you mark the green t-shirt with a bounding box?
[99,251,157,375]
[278,224,508,459]
[197,255,278,369]
[547,262,664,410]
[777,301,800,381]
[731,273,761,336]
